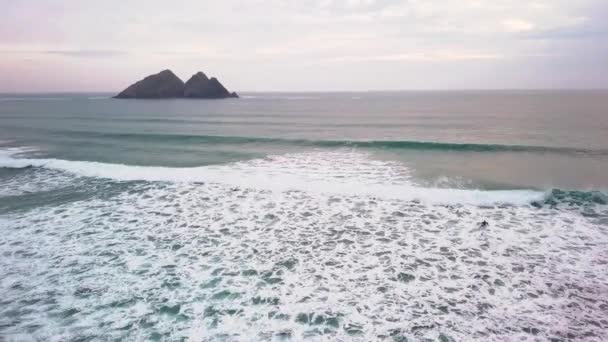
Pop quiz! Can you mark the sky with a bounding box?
[1,0,607,92]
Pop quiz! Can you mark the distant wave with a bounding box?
[240,95,320,100]
[62,132,608,156]
[0,97,69,102]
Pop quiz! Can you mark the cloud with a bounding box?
[522,26,608,40]
[503,19,535,33]
[44,50,127,58]
[518,2,608,40]
[326,51,501,63]
[0,49,128,58]
[0,0,606,91]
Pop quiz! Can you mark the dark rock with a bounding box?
[114,69,185,99]
[183,71,238,99]
[115,69,238,99]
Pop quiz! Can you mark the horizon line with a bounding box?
[2,88,608,95]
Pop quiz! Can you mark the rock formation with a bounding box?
[114,70,185,99]
[115,70,238,99]
[183,72,238,99]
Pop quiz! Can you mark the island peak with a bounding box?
[183,72,238,99]
[115,70,237,99]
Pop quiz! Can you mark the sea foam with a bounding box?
[0,148,545,206]
[1,177,606,341]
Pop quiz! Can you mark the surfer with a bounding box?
[480,220,489,227]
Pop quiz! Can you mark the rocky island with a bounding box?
[184,72,238,99]
[114,69,238,99]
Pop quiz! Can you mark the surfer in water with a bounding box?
[480,220,489,227]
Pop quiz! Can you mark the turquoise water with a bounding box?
[0,91,607,341]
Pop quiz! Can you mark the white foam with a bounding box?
[0,148,545,206]
[1,178,606,341]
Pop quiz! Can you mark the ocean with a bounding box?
[0,91,607,341]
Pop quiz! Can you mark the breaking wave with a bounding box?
[0,147,581,207]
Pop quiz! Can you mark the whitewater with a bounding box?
[1,146,607,341]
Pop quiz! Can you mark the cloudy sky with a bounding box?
[1,0,607,92]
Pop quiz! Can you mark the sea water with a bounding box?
[0,91,607,341]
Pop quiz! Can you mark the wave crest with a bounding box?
[0,149,549,206]
[58,132,608,156]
